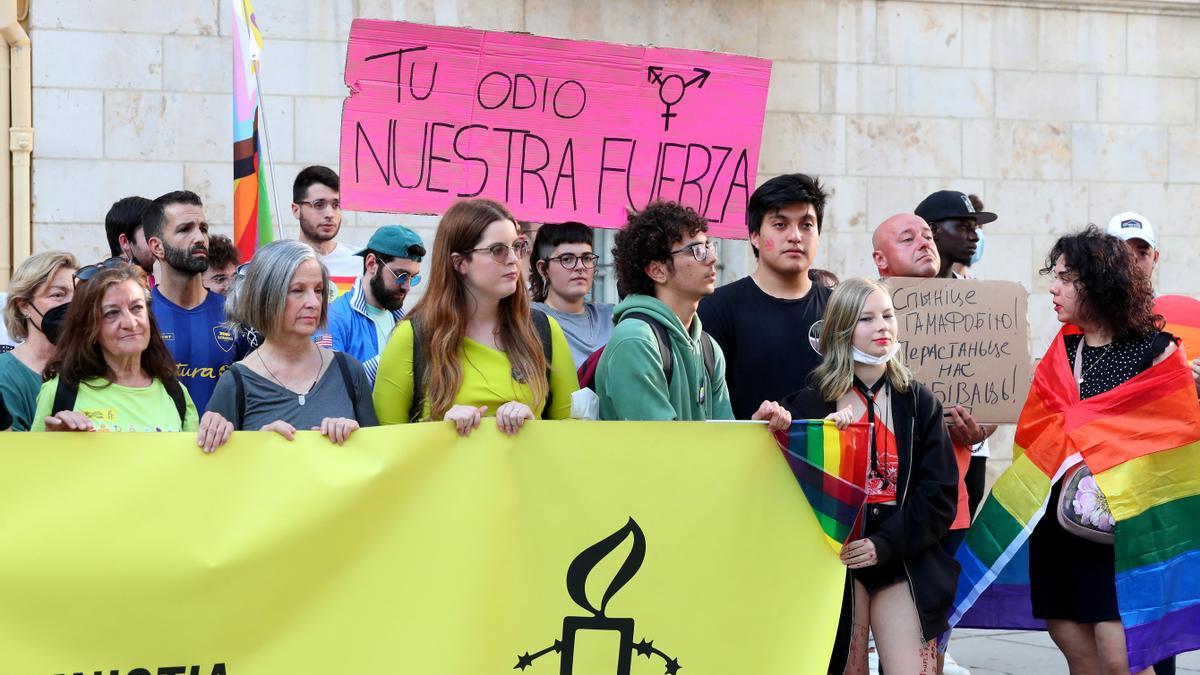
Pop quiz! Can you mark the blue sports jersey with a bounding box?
[151,287,240,413]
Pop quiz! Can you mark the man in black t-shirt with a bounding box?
[697,174,832,420]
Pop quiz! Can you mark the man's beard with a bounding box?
[300,217,339,243]
[163,242,209,274]
[370,267,407,312]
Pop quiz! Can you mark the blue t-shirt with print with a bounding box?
[151,287,240,413]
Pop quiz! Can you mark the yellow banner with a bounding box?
[0,422,843,675]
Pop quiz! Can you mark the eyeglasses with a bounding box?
[297,199,341,211]
[462,240,530,262]
[546,253,599,270]
[383,265,421,288]
[669,241,716,263]
[74,257,129,284]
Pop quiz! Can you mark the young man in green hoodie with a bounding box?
[595,201,791,429]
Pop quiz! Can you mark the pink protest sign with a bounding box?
[340,19,772,238]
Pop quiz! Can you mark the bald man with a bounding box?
[872,213,940,277]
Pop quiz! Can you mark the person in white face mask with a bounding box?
[782,278,959,675]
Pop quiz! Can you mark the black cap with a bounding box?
[915,190,997,226]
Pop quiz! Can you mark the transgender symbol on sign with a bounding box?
[646,66,711,132]
[513,518,682,674]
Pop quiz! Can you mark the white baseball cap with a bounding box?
[1105,211,1156,249]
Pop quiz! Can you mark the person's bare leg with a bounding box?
[842,579,872,675]
[1094,620,1152,675]
[1048,619,1102,674]
[870,581,937,674]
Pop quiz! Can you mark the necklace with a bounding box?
[258,347,324,405]
[1073,338,1112,387]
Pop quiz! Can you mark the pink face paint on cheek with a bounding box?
[763,239,775,251]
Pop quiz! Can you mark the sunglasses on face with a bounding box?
[462,239,530,263]
[383,265,421,288]
[546,253,600,270]
[74,257,129,284]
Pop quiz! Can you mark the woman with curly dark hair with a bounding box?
[1030,225,1175,675]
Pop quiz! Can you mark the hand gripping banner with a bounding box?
[0,421,846,674]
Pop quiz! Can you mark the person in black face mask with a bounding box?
[0,251,78,430]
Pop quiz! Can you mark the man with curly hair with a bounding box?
[593,201,789,430]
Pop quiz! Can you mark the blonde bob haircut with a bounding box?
[3,250,78,340]
[811,277,912,402]
[224,239,330,339]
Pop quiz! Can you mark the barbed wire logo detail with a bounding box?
[514,518,681,674]
[646,66,711,132]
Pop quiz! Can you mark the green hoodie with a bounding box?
[596,294,733,421]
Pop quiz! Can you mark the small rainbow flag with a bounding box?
[774,421,870,552]
[232,0,273,261]
[950,327,1200,671]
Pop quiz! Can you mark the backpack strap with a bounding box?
[332,351,360,414]
[699,331,717,382]
[162,378,188,427]
[408,317,425,424]
[530,309,555,419]
[50,378,80,417]
[231,365,246,430]
[625,312,673,384]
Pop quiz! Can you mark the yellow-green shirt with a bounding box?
[31,377,200,432]
[373,318,579,424]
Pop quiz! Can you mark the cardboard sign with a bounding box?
[339,20,772,237]
[886,278,1032,424]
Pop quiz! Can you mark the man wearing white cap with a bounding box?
[1106,211,1158,281]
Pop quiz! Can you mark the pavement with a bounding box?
[949,629,1200,674]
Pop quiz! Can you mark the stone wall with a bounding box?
[26,0,1200,465]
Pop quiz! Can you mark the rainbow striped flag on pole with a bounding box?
[950,328,1200,671]
[232,0,272,261]
[774,421,870,552]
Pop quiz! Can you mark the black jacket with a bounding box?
[782,379,960,644]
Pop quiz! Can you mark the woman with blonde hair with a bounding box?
[781,277,958,674]
[0,251,77,430]
[373,199,578,436]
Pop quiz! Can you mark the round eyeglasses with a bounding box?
[384,265,421,288]
[462,239,530,263]
[546,253,599,270]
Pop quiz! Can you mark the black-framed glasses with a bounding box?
[384,265,421,288]
[297,198,341,211]
[74,257,128,284]
[462,239,530,262]
[669,241,716,263]
[547,253,599,270]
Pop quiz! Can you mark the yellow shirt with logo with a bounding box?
[31,377,200,432]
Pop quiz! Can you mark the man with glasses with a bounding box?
[530,221,614,368]
[144,190,243,413]
[594,201,790,430]
[293,165,360,298]
[323,225,425,385]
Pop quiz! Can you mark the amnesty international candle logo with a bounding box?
[514,518,681,674]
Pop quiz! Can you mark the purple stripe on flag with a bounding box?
[1124,602,1200,672]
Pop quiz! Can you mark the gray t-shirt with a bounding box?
[532,301,615,368]
[207,352,378,431]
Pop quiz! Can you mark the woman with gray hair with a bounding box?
[207,240,376,443]
[0,250,77,430]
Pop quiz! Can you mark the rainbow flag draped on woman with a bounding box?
[950,328,1200,671]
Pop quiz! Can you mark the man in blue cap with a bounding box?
[323,224,425,384]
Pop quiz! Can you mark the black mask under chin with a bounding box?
[33,302,70,345]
